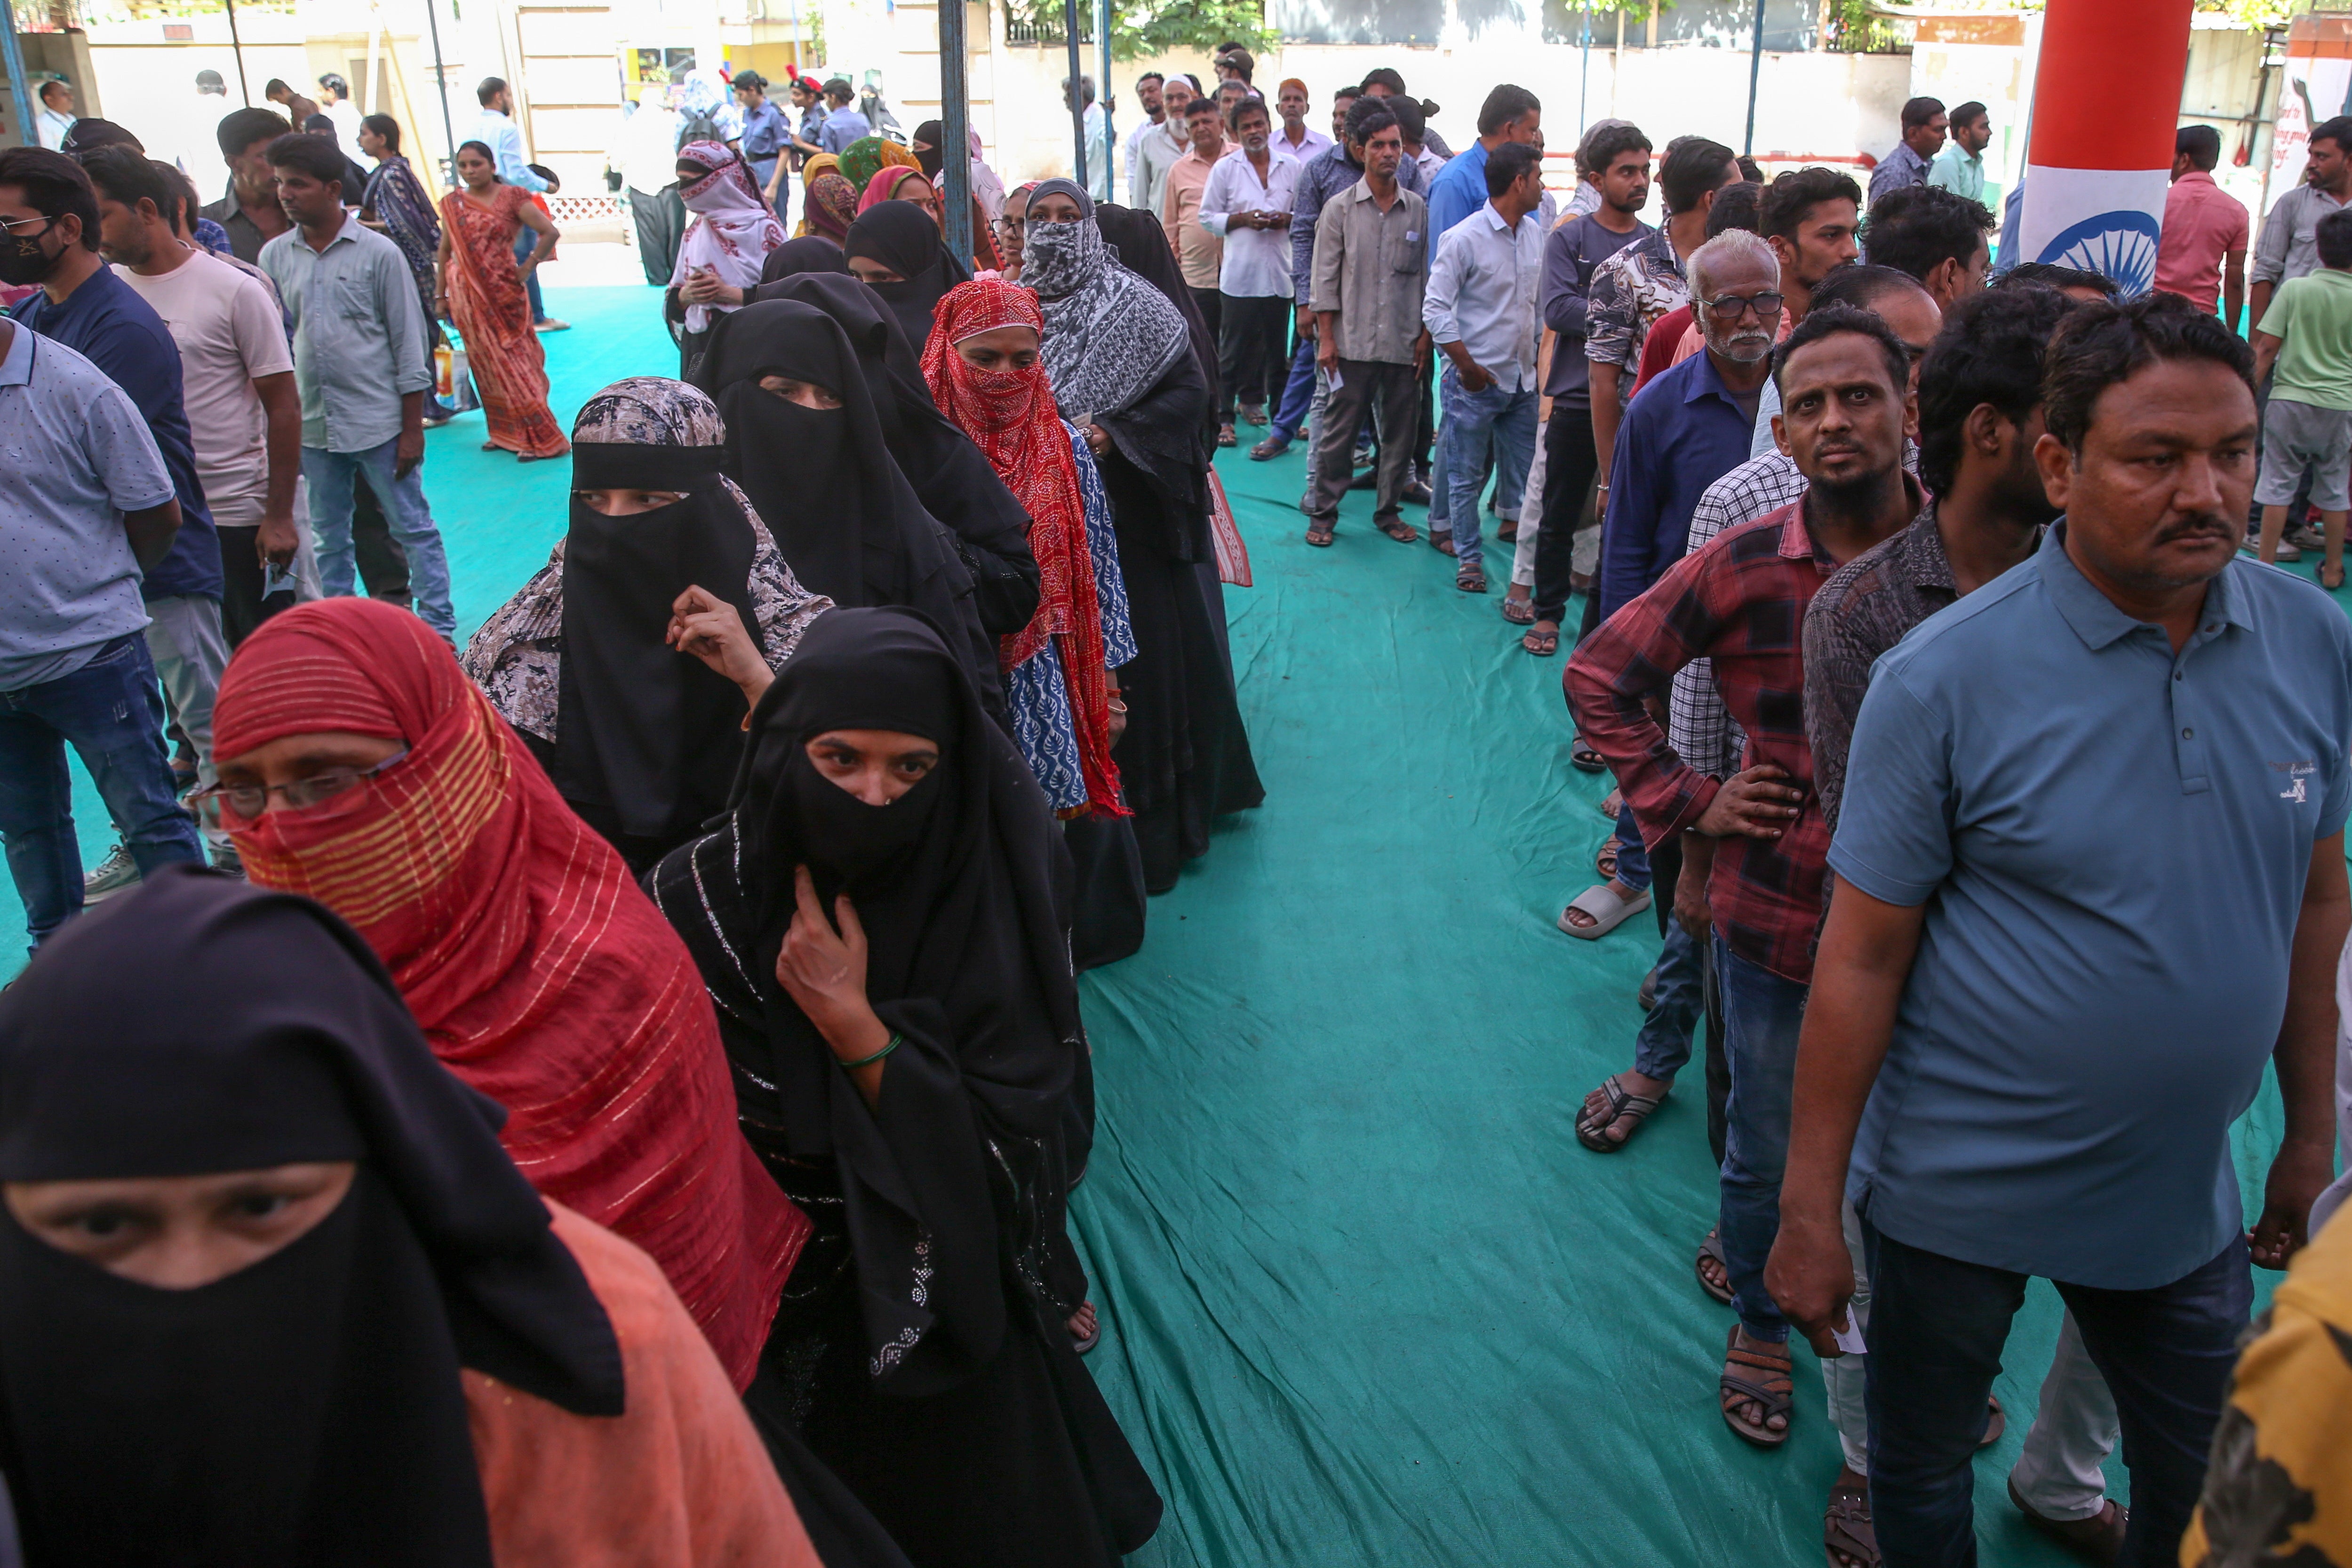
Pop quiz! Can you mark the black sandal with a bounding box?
[1378,517,1418,543]
[1456,564,1488,594]
[1523,625,1559,656]
[1575,1073,1664,1152]
[1305,521,1336,548]
[1721,1326,1794,1447]
[1571,740,1606,773]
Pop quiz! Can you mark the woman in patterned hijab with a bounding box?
[462,378,830,873]
[836,134,917,194]
[796,153,859,244]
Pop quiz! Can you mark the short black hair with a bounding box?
[361,113,401,153]
[1809,263,1932,314]
[1737,155,1765,183]
[1485,141,1543,199]
[476,77,507,107]
[1583,122,1651,175]
[1704,180,1762,237]
[1333,85,1361,106]
[2313,116,2352,155]
[319,72,350,96]
[2041,291,2255,455]
[1760,165,1861,242]
[1135,71,1164,88]
[1861,183,1994,281]
[196,69,225,93]
[150,159,200,232]
[1659,136,1737,214]
[2176,124,2221,171]
[1225,94,1270,135]
[2319,207,2352,270]
[0,146,99,252]
[1998,260,2118,298]
[38,79,70,103]
[1361,67,1407,96]
[1900,96,1945,132]
[733,70,765,93]
[80,145,176,221]
[1915,284,2080,495]
[303,113,338,136]
[1184,96,1220,120]
[1476,84,1540,138]
[1343,96,1396,146]
[1948,100,1987,131]
[1770,301,1912,400]
[264,78,292,96]
[1386,95,1425,145]
[267,129,349,197]
[216,106,291,160]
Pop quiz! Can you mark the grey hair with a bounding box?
[1687,229,1779,304]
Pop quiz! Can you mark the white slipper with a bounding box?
[1557,883,1652,940]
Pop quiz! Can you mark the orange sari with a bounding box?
[440,184,569,459]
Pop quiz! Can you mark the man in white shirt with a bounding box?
[92,149,300,648]
[1122,72,1166,178]
[1199,95,1299,440]
[318,73,366,162]
[1063,75,1114,204]
[1130,75,1193,231]
[1273,79,1334,166]
[1423,142,1546,594]
[468,77,566,331]
[35,81,75,151]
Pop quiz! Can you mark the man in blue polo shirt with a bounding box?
[1768,294,2350,1568]
[0,146,229,898]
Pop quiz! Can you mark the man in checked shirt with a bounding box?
[1565,303,1921,1468]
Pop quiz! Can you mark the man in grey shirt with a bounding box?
[2252,116,2352,321]
[258,133,455,638]
[1866,96,1945,209]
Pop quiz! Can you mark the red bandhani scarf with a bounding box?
[921,279,1125,817]
[213,599,808,1390]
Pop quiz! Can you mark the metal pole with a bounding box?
[1579,5,1590,135]
[1743,0,1765,155]
[423,0,459,187]
[939,0,971,265]
[223,0,250,106]
[1062,0,1085,190]
[0,0,32,153]
[1095,0,1112,190]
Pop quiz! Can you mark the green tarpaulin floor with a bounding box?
[9,284,2319,1564]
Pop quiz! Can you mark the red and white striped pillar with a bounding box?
[2015,0,2195,296]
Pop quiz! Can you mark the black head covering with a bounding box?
[1095,200,1223,428]
[910,119,946,182]
[648,608,1084,1398]
[554,377,763,845]
[749,271,1039,635]
[691,301,1002,700]
[842,199,968,349]
[759,234,851,281]
[0,867,623,1568]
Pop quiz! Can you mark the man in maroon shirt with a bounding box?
[1565,304,1922,1460]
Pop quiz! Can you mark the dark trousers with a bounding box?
[629,184,688,286]
[1189,287,1224,375]
[1533,404,1602,625]
[514,223,547,323]
[1217,294,1289,420]
[1863,1224,2249,1568]
[215,525,297,646]
[1304,358,1419,524]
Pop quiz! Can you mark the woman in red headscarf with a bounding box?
[922,278,1143,968]
[207,597,808,1393]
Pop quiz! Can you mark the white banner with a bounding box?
[2016,163,2170,296]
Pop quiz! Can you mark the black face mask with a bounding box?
[783,742,944,893]
[0,224,59,288]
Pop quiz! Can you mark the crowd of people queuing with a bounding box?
[2,46,2352,1568]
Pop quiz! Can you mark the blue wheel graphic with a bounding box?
[2035,208,2162,298]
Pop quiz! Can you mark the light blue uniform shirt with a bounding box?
[1831,526,2352,1289]
[259,213,434,454]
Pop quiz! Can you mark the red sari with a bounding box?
[213,598,809,1390]
[440,184,569,458]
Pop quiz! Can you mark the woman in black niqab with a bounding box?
[693,299,1005,710]
[842,198,968,349]
[647,607,1162,1568]
[0,865,624,1568]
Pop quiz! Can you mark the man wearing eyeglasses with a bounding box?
[1568,295,1922,1465]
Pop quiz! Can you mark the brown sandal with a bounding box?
[1574,1073,1664,1152]
[1721,1325,1794,1447]
[1378,517,1417,543]
[1826,1471,1878,1568]
[1305,520,1336,548]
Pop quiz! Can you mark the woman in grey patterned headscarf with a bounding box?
[1018,178,1191,428]
[462,377,831,872]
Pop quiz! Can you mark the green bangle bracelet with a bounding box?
[841,1033,901,1070]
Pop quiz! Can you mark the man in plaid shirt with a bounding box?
[1565,303,1923,1461]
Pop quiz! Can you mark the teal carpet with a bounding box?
[11,284,2321,1563]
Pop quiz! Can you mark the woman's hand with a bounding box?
[1105,684,1127,747]
[666,585,774,709]
[1082,422,1111,456]
[680,270,743,307]
[776,865,883,1053]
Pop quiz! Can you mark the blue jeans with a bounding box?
[1863,1224,2248,1568]
[1715,937,1809,1340]
[1611,799,1650,893]
[1438,370,1537,568]
[302,441,458,637]
[514,223,546,323]
[0,634,206,946]
[1269,332,1316,444]
[1630,920,1707,1080]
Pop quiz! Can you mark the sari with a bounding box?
[438,184,569,458]
[364,152,441,329]
[212,597,810,1392]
